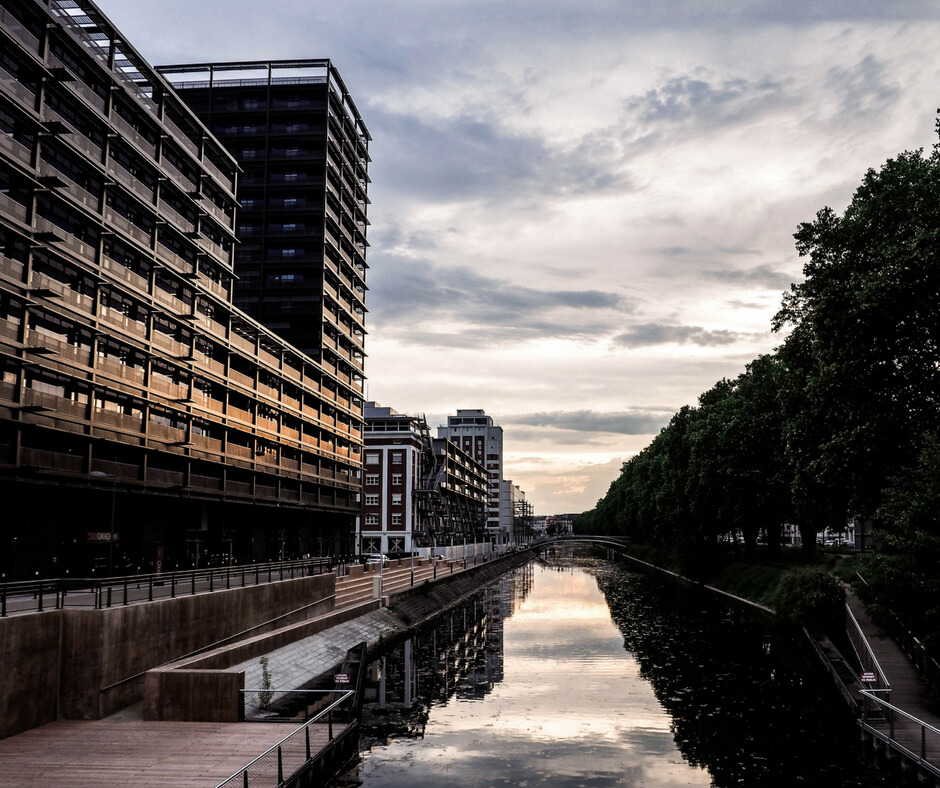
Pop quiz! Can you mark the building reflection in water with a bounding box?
[359,563,535,747]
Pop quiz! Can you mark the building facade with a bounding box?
[500,480,533,545]
[155,60,370,374]
[438,409,507,544]
[0,0,363,578]
[363,403,486,555]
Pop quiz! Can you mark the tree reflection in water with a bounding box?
[334,552,889,787]
[592,563,889,787]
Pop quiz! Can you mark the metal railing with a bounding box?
[217,691,355,788]
[0,557,335,616]
[242,688,344,723]
[859,689,940,777]
[846,603,892,698]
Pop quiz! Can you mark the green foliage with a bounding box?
[258,656,273,710]
[863,435,940,650]
[772,568,846,633]
[581,115,940,620]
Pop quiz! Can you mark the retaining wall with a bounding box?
[0,572,335,739]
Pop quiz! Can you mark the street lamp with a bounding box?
[90,471,116,576]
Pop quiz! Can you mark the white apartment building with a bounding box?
[439,409,508,545]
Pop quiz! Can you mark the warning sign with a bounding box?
[334,673,350,684]
[861,671,877,683]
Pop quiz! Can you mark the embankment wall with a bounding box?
[0,573,335,739]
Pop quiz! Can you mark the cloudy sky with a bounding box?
[96,0,940,515]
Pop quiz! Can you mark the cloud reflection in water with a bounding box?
[355,564,710,787]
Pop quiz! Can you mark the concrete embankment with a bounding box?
[229,551,537,714]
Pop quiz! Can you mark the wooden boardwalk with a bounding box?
[0,717,308,788]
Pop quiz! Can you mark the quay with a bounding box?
[0,550,531,788]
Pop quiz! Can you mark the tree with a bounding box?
[774,126,940,529]
[865,435,940,650]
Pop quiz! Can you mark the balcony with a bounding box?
[0,132,32,168]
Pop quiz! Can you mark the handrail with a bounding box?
[98,593,338,693]
[0,557,338,616]
[216,691,355,788]
[846,603,891,694]
[858,689,940,772]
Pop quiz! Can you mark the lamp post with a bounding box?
[90,471,116,576]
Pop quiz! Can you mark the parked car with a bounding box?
[365,553,387,566]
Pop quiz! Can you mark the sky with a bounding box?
[94,0,940,515]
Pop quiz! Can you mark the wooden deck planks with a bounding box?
[0,720,305,788]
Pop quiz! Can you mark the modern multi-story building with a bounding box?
[0,0,363,578]
[438,409,507,544]
[155,60,370,374]
[500,480,533,545]
[363,403,486,555]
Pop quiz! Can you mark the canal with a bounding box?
[332,548,890,787]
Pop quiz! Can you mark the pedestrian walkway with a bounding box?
[846,589,940,777]
[0,718,297,788]
[847,591,940,726]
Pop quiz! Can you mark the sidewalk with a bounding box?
[846,590,940,728]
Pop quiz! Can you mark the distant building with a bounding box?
[362,403,486,555]
[438,409,506,544]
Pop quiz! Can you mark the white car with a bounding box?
[365,553,387,566]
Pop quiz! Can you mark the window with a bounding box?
[365,452,379,465]
[391,493,402,505]
[391,514,402,526]
[365,474,379,486]
[391,473,402,486]
[391,452,403,464]
[365,494,379,506]
[364,515,378,527]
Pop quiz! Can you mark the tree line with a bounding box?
[577,119,940,638]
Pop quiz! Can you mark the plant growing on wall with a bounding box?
[259,656,273,710]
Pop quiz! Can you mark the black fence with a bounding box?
[0,557,336,616]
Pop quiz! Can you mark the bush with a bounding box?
[772,567,845,633]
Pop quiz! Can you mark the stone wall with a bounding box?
[0,612,62,739]
[0,572,335,739]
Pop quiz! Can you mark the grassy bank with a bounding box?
[615,542,854,613]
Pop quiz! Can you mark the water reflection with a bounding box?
[334,551,887,787]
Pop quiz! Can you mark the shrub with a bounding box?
[772,567,845,633]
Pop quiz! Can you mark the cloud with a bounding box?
[625,74,787,130]
[370,107,635,207]
[613,323,748,348]
[702,263,797,289]
[367,256,635,346]
[826,55,900,120]
[508,410,671,435]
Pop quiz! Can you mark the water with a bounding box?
[334,552,888,787]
